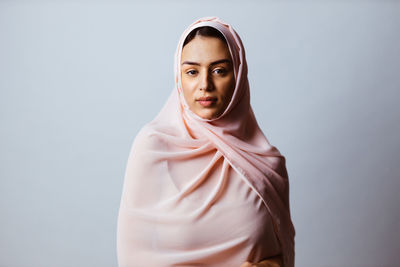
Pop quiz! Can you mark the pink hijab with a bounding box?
[117,16,295,266]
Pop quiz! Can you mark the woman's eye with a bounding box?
[186,70,197,75]
[213,68,226,75]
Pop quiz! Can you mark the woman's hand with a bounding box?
[240,254,283,267]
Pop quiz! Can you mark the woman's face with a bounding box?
[180,35,235,120]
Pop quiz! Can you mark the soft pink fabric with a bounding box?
[117,17,295,267]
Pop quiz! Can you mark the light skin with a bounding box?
[181,34,283,267]
[180,35,235,120]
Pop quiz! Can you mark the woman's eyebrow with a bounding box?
[181,59,231,66]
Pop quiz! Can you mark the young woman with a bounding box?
[117,17,295,267]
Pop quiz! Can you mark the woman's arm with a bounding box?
[240,254,283,267]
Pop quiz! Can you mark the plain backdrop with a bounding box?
[1,1,399,266]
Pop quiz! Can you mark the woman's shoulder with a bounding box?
[131,124,163,151]
[130,121,176,154]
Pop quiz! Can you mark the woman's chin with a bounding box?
[195,110,217,120]
[197,110,224,120]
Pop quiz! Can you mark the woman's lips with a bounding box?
[197,97,217,107]
[198,100,216,107]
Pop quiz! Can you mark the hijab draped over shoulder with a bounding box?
[117,16,295,267]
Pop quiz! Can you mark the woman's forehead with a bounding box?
[180,36,232,65]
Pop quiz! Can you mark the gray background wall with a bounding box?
[1,1,399,266]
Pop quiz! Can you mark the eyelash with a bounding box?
[186,68,226,76]
[213,68,226,74]
[187,70,197,75]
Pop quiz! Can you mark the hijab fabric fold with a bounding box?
[117,16,295,267]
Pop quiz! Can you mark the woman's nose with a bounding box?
[199,71,214,91]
